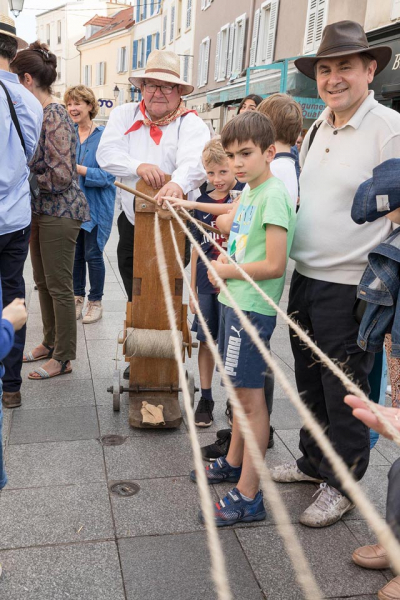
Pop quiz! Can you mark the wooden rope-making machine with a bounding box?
[107,177,218,429]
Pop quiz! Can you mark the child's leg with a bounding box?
[198,341,215,390]
[226,387,270,499]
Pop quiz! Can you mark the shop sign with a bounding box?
[293,96,325,120]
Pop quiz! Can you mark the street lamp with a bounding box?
[113,85,120,101]
[9,0,24,17]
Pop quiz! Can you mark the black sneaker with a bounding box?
[201,430,231,462]
[194,397,214,427]
[217,426,274,448]
[268,426,275,449]
[225,401,233,426]
[123,365,130,380]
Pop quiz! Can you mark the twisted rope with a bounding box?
[164,200,400,576]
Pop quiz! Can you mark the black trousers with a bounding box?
[288,271,374,495]
[117,212,135,302]
[387,458,400,542]
[0,225,31,393]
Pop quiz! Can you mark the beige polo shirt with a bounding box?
[291,91,400,285]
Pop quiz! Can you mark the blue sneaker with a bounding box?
[199,488,266,527]
[190,456,242,484]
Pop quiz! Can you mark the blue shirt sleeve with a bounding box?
[84,166,115,188]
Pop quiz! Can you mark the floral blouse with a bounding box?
[30,103,90,222]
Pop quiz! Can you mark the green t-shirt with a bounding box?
[218,176,296,316]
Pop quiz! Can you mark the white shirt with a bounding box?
[271,155,298,208]
[291,91,400,285]
[96,102,210,225]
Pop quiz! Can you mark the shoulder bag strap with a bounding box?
[0,80,26,155]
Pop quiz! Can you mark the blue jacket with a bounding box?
[357,227,400,356]
[0,279,15,379]
[75,125,116,251]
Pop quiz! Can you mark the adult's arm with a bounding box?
[381,134,400,225]
[15,95,43,162]
[170,114,210,194]
[83,166,116,188]
[96,105,141,178]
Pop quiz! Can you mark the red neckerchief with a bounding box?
[124,99,197,145]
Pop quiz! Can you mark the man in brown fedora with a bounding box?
[0,14,42,410]
[97,49,210,306]
[271,21,400,528]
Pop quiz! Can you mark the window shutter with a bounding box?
[234,14,247,75]
[201,0,205,9]
[141,37,145,67]
[136,0,140,22]
[265,0,279,64]
[143,0,147,19]
[304,0,318,52]
[96,62,100,85]
[132,40,138,69]
[170,5,175,41]
[146,35,152,60]
[249,9,261,67]
[186,0,192,28]
[162,15,167,46]
[214,31,221,81]
[123,47,127,72]
[155,31,160,49]
[197,43,202,87]
[226,23,235,78]
[117,47,121,72]
[392,0,400,19]
[315,0,326,47]
[203,37,210,86]
[101,62,105,85]
[150,0,154,15]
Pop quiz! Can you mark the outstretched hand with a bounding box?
[344,395,400,439]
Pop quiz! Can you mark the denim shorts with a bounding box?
[218,305,276,388]
[0,379,7,489]
[191,293,221,342]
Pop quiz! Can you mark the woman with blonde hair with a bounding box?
[64,85,116,323]
[12,41,90,379]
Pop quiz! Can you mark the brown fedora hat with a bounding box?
[295,20,392,80]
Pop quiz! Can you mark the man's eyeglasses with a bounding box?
[143,83,177,95]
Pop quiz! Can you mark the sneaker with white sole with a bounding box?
[299,483,355,528]
[82,301,103,324]
[75,296,84,320]
[270,462,323,484]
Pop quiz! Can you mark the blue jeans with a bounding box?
[73,227,105,301]
[0,379,7,489]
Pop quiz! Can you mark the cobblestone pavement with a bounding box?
[0,211,397,599]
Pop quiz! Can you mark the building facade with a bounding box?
[160,0,196,85]
[36,0,131,99]
[186,0,371,132]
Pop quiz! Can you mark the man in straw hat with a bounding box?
[96,49,210,304]
[0,14,42,410]
[271,20,400,527]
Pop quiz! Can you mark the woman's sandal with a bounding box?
[23,343,54,363]
[28,360,72,380]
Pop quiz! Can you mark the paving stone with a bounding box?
[111,476,205,537]
[0,483,114,549]
[87,339,124,379]
[97,402,185,438]
[20,379,95,410]
[343,466,389,521]
[0,541,125,600]
[6,440,105,488]
[104,435,196,480]
[118,531,263,600]
[9,406,99,444]
[236,522,388,599]
[375,437,400,464]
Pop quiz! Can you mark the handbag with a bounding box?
[0,80,40,200]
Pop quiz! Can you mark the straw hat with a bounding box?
[295,20,392,80]
[0,14,28,49]
[129,49,194,96]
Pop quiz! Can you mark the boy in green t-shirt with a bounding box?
[190,111,296,526]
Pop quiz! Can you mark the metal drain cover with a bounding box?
[100,434,126,446]
[109,481,140,497]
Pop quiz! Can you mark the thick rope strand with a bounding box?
[180,206,400,447]
[167,203,400,575]
[153,215,232,600]
[169,222,323,600]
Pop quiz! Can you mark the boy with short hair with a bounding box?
[191,111,296,526]
[258,93,303,208]
[167,138,245,426]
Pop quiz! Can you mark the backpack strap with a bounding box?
[308,121,322,151]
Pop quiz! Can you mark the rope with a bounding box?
[153,214,232,600]
[164,200,400,576]
[168,221,323,600]
[181,205,400,448]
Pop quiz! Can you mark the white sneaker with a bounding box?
[270,462,323,483]
[75,296,84,320]
[299,483,355,528]
[82,301,103,324]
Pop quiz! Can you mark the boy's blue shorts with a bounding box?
[191,293,221,342]
[218,305,276,388]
